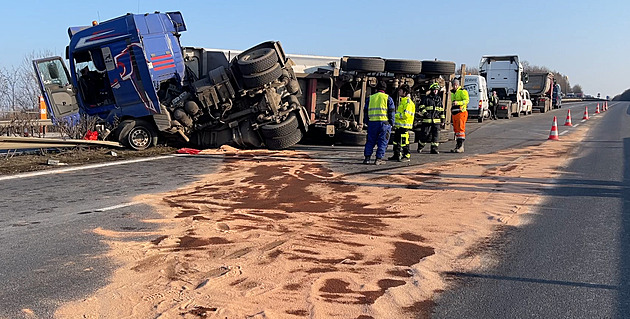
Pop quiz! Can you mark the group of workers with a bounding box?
[363,78,469,165]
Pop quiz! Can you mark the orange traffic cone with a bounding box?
[595,103,600,114]
[583,106,589,120]
[548,116,560,140]
[564,109,573,126]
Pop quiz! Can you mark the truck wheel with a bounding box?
[337,130,367,146]
[384,59,422,74]
[420,61,456,75]
[514,111,520,117]
[121,119,157,150]
[237,48,278,75]
[265,129,303,150]
[260,113,299,139]
[478,114,484,123]
[345,57,385,72]
[242,63,283,89]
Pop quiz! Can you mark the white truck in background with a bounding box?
[479,55,529,119]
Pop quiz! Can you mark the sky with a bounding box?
[3,0,628,98]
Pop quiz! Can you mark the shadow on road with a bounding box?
[444,271,618,290]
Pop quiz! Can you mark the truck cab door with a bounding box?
[32,57,79,121]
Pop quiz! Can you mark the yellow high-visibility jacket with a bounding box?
[394,96,415,129]
[451,87,469,113]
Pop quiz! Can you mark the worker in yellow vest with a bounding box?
[363,81,396,165]
[450,79,469,153]
[388,84,415,161]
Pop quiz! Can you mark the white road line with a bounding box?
[573,124,580,127]
[0,155,178,182]
[94,202,141,212]
[559,130,569,136]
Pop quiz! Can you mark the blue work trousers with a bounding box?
[364,121,391,159]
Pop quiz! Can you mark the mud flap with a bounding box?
[296,107,310,133]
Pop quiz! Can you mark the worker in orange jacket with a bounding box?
[450,79,469,153]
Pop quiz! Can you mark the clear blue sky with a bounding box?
[3,0,627,97]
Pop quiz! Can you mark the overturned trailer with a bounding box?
[291,56,458,145]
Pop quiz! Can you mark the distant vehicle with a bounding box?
[552,83,562,108]
[520,90,533,116]
[479,55,527,119]
[524,72,553,113]
[461,75,490,122]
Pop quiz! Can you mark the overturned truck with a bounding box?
[33,11,308,150]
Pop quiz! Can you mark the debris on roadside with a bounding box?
[108,151,118,157]
[46,159,67,166]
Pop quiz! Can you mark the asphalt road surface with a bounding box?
[0,101,616,318]
[433,101,630,318]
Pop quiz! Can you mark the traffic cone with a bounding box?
[583,106,589,120]
[595,103,600,114]
[548,116,560,140]
[604,101,608,111]
[564,109,573,126]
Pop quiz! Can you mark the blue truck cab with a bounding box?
[34,12,308,150]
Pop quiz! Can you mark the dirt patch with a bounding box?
[0,145,176,175]
[56,125,591,318]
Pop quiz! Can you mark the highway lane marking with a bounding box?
[94,202,142,212]
[0,155,181,182]
[573,124,580,127]
[559,130,569,136]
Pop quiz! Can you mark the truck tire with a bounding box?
[237,48,278,75]
[260,113,299,139]
[242,63,283,89]
[345,57,385,72]
[420,61,456,75]
[265,129,303,150]
[478,113,484,122]
[384,59,422,74]
[337,130,367,146]
[120,119,158,150]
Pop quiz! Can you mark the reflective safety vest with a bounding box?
[368,92,389,122]
[451,87,469,113]
[418,94,445,124]
[394,96,415,129]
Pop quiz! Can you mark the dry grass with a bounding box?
[0,145,177,175]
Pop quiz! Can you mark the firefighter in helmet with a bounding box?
[416,82,445,154]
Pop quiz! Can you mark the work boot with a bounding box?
[430,145,439,154]
[417,143,425,153]
[450,139,463,153]
[363,156,371,164]
[388,154,401,161]
[400,155,410,162]
[374,158,385,165]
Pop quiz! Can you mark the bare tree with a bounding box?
[571,84,583,94]
[456,66,479,75]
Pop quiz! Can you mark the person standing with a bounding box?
[388,84,415,161]
[450,79,469,153]
[363,81,395,165]
[489,90,499,120]
[416,83,444,154]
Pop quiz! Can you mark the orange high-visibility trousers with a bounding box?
[452,111,468,139]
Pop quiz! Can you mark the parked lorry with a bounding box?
[524,72,553,113]
[33,12,308,150]
[479,55,529,119]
